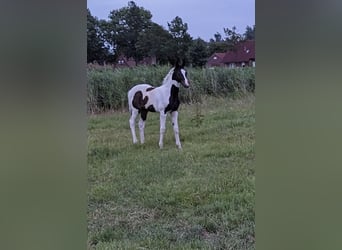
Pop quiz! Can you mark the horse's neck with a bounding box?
[161,68,178,90]
[162,69,173,84]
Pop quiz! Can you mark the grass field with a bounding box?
[87,94,255,249]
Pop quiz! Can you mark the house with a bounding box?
[206,52,227,67]
[206,40,255,68]
[139,56,157,66]
[116,55,136,68]
[116,55,157,68]
[223,40,255,68]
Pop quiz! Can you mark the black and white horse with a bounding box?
[127,61,190,149]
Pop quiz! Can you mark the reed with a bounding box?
[87,65,255,113]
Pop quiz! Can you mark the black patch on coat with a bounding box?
[132,91,148,110]
[147,105,156,112]
[164,85,180,113]
[146,87,155,91]
[132,91,156,121]
[140,109,148,121]
[140,105,156,121]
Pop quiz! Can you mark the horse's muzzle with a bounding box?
[182,80,190,88]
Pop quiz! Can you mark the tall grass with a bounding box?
[87,65,255,113]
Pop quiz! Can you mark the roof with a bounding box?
[206,52,226,66]
[116,55,156,68]
[222,40,255,63]
[206,40,255,66]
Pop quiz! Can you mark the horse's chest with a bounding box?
[164,85,180,113]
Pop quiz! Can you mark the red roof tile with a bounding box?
[206,52,227,66]
[207,40,255,67]
[222,40,255,63]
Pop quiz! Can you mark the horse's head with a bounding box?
[172,60,190,88]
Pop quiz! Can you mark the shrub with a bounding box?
[87,65,255,113]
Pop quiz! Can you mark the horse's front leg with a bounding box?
[171,111,182,149]
[159,112,167,149]
[129,109,138,144]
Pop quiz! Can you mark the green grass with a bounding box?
[88,95,255,249]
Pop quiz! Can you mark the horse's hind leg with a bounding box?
[138,118,145,144]
[171,111,182,149]
[139,109,148,144]
[129,109,139,144]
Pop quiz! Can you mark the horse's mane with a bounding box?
[161,67,175,85]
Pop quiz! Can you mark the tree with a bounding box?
[243,25,255,40]
[223,26,243,47]
[136,23,172,64]
[107,1,153,63]
[207,26,245,55]
[87,9,109,64]
[208,40,230,55]
[208,32,230,55]
[167,16,192,63]
[213,32,223,42]
[189,38,208,67]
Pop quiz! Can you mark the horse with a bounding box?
[127,61,190,149]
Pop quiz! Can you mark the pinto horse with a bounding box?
[127,62,190,149]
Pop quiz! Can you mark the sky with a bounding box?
[87,0,255,42]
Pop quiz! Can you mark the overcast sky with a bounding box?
[87,0,255,41]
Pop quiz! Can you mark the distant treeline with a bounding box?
[87,65,255,113]
[87,1,255,67]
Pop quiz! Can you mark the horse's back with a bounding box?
[128,83,153,94]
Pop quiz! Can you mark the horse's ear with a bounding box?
[168,56,176,67]
[175,57,181,68]
[181,58,186,68]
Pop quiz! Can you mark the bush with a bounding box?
[87,65,255,113]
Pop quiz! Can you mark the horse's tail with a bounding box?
[127,88,133,114]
